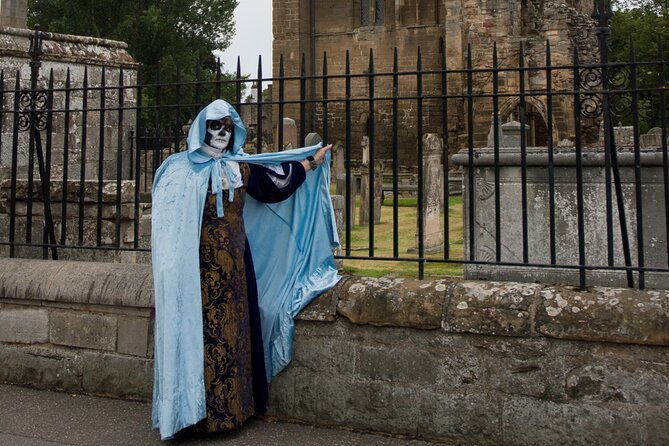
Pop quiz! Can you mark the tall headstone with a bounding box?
[330,194,344,267]
[411,133,444,253]
[333,141,345,184]
[0,23,138,181]
[332,141,356,227]
[358,137,382,225]
[487,113,503,147]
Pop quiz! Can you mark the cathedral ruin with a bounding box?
[272,0,598,163]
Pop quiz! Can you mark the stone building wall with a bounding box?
[0,26,138,182]
[0,0,26,28]
[1,257,667,445]
[272,0,597,165]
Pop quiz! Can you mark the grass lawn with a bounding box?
[338,195,465,279]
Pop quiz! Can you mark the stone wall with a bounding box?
[1,257,667,445]
[272,0,597,163]
[0,259,153,399]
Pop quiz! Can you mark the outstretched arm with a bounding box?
[247,144,333,203]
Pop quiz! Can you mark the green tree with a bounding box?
[28,0,241,130]
[610,0,669,132]
[28,0,237,76]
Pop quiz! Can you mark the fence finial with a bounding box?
[593,0,613,62]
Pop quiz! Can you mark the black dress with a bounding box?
[194,161,306,432]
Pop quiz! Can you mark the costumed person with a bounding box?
[150,99,340,439]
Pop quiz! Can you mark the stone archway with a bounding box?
[499,96,557,147]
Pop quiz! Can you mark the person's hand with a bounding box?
[313,144,331,165]
[302,144,332,172]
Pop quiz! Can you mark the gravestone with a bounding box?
[332,141,346,187]
[330,194,344,268]
[614,126,634,146]
[640,127,664,148]
[501,121,522,147]
[358,137,382,225]
[487,113,503,147]
[0,23,138,182]
[275,117,298,149]
[410,134,444,253]
[304,132,322,147]
[332,141,356,227]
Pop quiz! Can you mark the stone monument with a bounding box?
[410,133,444,253]
[358,136,382,225]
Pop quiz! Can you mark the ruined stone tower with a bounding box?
[272,0,597,163]
[0,0,27,28]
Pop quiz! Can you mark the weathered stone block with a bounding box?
[117,316,150,357]
[291,334,355,376]
[476,336,553,399]
[455,147,669,289]
[501,396,647,446]
[444,281,539,337]
[644,405,669,445]
[290,373,356,426]
[416,390,503,445]
[336,276,446,329]
[9,201,136,220]
[0,344,83,392]
[81,351,152,400]
[0,305,48,344]
[296,288,337,322]
[0,258,154,308]
[563,350,669,405]
[536,286,669,345]
[341,380,423,435]
[355,344,439,386]
[49,311,117,351]
[266,369,295,418]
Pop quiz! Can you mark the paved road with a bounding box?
[0,385,444,446]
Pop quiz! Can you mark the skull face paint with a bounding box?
[204,116,233,151]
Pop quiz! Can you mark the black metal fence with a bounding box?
[1,1,668,289]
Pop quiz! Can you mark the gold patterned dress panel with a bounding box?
[197,163,255,432]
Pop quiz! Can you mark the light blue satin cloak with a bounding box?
[151,100,340,439]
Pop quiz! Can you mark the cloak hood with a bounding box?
[187,99,248,163]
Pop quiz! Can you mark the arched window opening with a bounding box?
[361,0,384,26]
[361,0,370,26]
[375,0,384,25]
[520,0,529,34]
